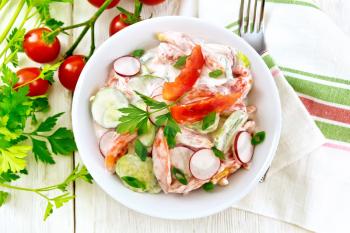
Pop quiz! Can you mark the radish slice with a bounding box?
[99,130,118,157]
[170,146,194,176]
[113,56,141,77]
[233,131,254,164]
[189,149,220,180]
[148,95,168,125]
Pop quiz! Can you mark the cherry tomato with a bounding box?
[170,93,241,123]
[140,0,165,5]
[88,0,120,9]
[162,45,205,101]
[23,28,61,63]
[15,67,50,96]
[58,55,86,91]
[109,14,129,36]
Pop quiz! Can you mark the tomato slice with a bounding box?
[162,45,205,101]
[170,93,241,123]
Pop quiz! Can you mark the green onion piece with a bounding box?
[251,131,266,145]
[173,55,188,69]
[171,167,188,185]
[211,146,225,160]
[132,49,145,58]
[209,69,223,78]
[202,182,215,192]
[121,176,146,190]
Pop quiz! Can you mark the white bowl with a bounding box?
[72,16,282,220]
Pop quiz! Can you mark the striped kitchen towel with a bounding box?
[196,0,350,232]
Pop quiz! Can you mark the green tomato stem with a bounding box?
[87,23,96,59]
[0,0,25,44]
[64,0,114,57]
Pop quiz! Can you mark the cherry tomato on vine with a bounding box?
[88,0,120,9]
[109,14,129,36]
[15,67,50,96]
[58,55,86,91]
[140,0,165,5]
[23,28,61,63]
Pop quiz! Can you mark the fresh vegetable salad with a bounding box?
[91,32,265,194]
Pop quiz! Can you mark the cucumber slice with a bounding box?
[138,122,156,147]
[127,76,165,97]
[213,110,248,153]
[91,88,128,128]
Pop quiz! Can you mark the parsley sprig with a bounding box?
[0,165,93,220]
[116,92,180,148]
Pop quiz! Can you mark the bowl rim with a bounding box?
[72,15,282,220]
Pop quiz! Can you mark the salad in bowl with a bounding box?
[90,31,265,194]
[72,16,281,219]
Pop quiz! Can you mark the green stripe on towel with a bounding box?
[281,67,350,85]
[285,76,350,106]
[315,121,350,143]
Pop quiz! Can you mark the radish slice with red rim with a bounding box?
[189,149,220,180]
[233,131,254,164]
[99,130,118,157]
[113,56,141,77]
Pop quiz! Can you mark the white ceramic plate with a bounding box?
[72,16,282,220]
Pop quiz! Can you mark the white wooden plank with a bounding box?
[73,1,350,232]
[0,2,74,233]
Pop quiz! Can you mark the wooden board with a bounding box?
[1,0,349,232]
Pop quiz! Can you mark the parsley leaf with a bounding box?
[251,131,266,145]
[0,145,31,173]
[0,191,9,207]
[209,69,223,78]
[211,146,225,160]
[36,112,64,133]
[40,62,61,83]
[31,138,55,164]
[47,128,77,155]
[52,193,74,208]
[121,176,146,190]
[135,139,148,161]
[6,28,25,67]
[43,202,53,221]
[173,55,188,69]
[202,112,216,130]
[117,105,149,134]
[135,91,167,110]
[0,170,20,183]
[1,65,18,87]
[164,117,180,148]
[57,165,93,191]
[171,167,188,185]
[132,49,144,58]
[45,18,64,31]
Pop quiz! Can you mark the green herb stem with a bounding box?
[0,0,25,44]
[87,23,95,59]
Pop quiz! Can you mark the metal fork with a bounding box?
[239,0,266,55]
[238,0,269,182]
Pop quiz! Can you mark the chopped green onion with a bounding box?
[202,182,215,192]
[209,69,223,78]
[171,167,188,185]
[132,49,145,58]
[251,131,266,145]
[202,112,216,130]
[211,146,225,160]
[121,176,146,190]
[173,55,188,69]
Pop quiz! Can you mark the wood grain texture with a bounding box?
[0,2,74,233]
[1,0,349,232]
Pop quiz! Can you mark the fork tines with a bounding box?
[239,0,266,35]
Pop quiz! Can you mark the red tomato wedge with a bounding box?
[170,93,241,123]
[162,45,205,101]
